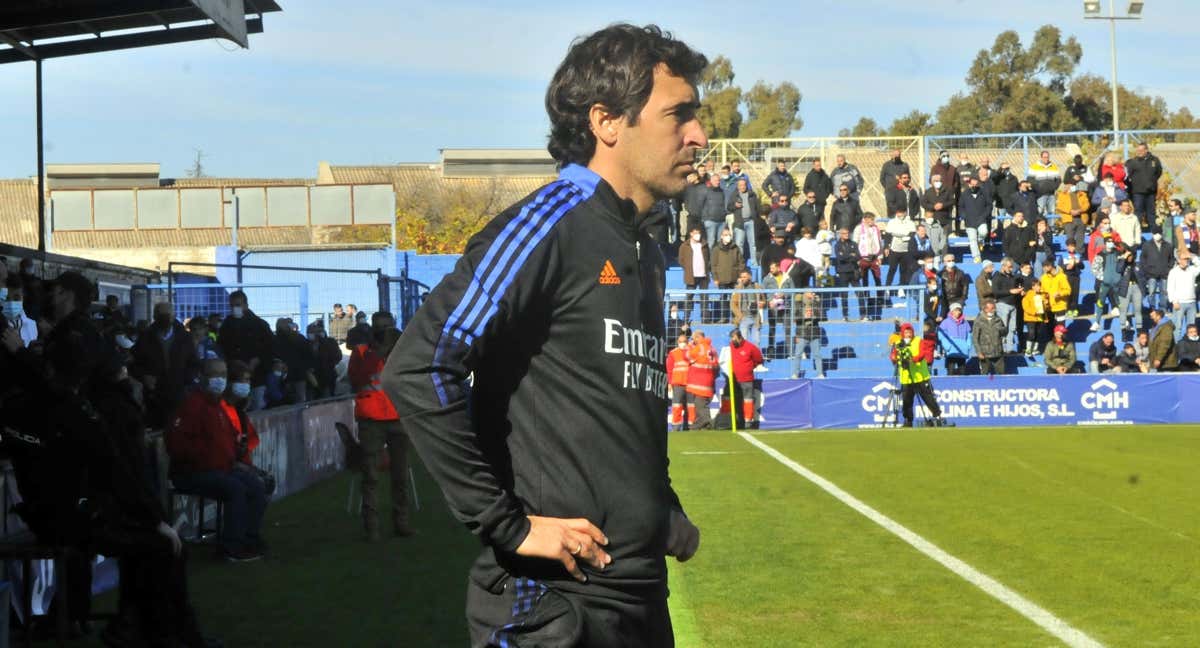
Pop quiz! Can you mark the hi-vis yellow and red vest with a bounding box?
[686,341,717,398]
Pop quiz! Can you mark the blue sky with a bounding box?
[1,0,1197,179]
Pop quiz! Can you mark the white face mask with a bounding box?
[2,300,21,320]
[115,334,134,350]
[944,261,955,269]
[1153,233,1162,242]
[231,306,245,318]
[932,181,943,189]
[721,236,732,244]
[1189,336,1199,342]
[231,382,251,399]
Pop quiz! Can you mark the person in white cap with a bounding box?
[938,301,971,375]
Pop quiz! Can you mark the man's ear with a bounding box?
[589,104,621,147]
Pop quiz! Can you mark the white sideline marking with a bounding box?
[738,432,1106,648]
[680,451,749,455]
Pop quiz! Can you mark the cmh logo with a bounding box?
[860,381,898,421]
[1079,378,1129,420]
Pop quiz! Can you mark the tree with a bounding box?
[697,56,801,139]
[838,117,881,138]
[328,179,508,253]
[697,55,743,138]
[887,110,933,136]
[740,81,802,139]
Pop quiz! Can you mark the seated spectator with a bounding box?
[1177,324,1200,371]
[1044,325,1079,374]
[3,276,38,347]
[1134,330,1151,370]
[1088,332,1119,374]
[310,322,343,398]
[264,358,288,408]
[167,359,268,562]
[1116,343,1143,373]
[938,303,971,375]
[130,301,197,428]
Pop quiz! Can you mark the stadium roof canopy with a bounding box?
[0,1,282,252]
[0,1,281,63]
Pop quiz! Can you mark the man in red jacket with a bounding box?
[727,329,764,428]
[167,359,268,562]
[348,312,413,540]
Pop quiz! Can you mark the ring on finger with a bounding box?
[571,543,583,555]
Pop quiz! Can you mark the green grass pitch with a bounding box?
[49,424,1199,646]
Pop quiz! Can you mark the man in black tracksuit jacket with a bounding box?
[386,163,686,645]
[383,24,703,648]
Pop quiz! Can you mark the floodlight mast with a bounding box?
[1083,0,1145,147]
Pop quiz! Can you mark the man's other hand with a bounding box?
[666,509,700,562]
[516,516,611,582]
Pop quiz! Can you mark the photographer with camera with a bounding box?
[889,322,950,428]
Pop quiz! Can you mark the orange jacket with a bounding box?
[667,347,690,387]
[348,344,399,421]
[686,340,717,398]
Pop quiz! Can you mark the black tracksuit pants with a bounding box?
[902,380,942,424]
[467,576,673,647]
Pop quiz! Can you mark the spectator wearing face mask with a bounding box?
[131,301,197,428]
[1091,174,1128,213]
[218,290,274,410]
[939,255,970,319]
[921,174,954,232]
[959,176,991,263]
[3,276,37,347]
[1176,325,1200,371]
[930,152,960,206]
[167,359,267,562]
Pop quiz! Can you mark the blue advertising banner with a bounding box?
[759,375,1193,429]
[759,379,813,429]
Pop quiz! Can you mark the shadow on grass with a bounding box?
[39,464,477,648]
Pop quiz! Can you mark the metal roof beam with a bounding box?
[0,32,36,60]
[0,17,263,64]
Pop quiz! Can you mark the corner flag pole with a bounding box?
[728,354,737,434]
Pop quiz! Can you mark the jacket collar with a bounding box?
[559,163,651,227]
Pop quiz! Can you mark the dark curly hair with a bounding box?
[545,24,707,167]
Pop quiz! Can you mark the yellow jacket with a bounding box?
[1055,190,1091,225]
[1041,270,1071,313]
[1022,290,1051,323]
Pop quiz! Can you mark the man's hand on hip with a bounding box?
[516,516,611,582]
[666,509,700,562]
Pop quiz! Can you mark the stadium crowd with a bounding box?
[649,143,1200,376]
[0,254,411,645]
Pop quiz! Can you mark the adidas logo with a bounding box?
[599,260,622,285]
